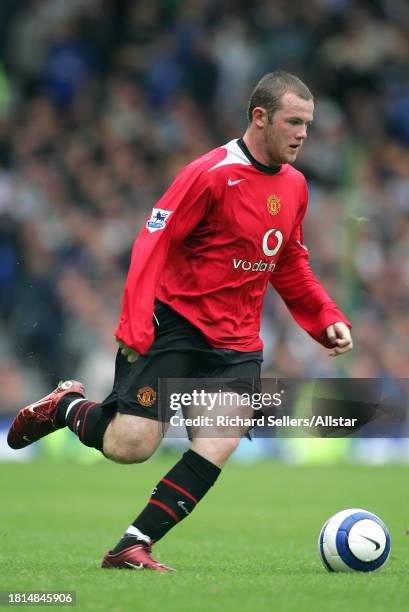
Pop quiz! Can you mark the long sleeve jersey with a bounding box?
[116,138,351,354]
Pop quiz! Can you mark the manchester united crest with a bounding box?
[136,386,157,407]
[267,194,281,216]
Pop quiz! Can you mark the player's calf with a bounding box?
[191,436,241,467]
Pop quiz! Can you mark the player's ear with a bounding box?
[252,106,269,128]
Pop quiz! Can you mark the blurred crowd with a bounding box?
[0,0,408,413]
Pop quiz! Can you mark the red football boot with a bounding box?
[7,380,85,449]
[101,544,175,571]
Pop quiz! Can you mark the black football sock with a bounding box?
[111,450,221,552]
[56,395,113,452]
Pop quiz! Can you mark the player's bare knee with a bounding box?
[102,413,161,464]
[105,441,156,464]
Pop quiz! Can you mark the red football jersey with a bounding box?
[116,139,350,354]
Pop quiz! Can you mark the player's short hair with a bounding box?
[247,71,313,122]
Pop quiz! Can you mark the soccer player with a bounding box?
[8,71,353,571]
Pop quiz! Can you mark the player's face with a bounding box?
[263,92,314,165]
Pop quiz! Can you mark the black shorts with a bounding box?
[101,300,263,422]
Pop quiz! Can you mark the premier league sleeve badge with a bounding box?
[146,208,173,233]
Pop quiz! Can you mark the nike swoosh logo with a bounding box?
[227,177,246,187]
[177,501,190,515]
[124,561,144,569]
[359,535,381,550]
[27,399,49,413]
[23,435,32,442]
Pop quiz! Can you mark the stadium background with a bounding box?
[0,0,408,463]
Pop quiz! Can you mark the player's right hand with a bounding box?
[116,338,139,363]
[325,322,353,357]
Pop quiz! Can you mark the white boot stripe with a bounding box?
[65,398,86,420]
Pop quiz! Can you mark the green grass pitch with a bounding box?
[2,456,409,611]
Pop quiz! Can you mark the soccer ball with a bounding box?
[318,508,391,572]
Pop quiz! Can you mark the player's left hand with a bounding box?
[325,322,353,357]
[115,338,139,363]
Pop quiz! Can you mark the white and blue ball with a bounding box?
[318,508,391,572]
